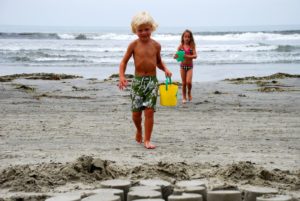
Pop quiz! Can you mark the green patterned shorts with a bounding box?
[130,76,158,112]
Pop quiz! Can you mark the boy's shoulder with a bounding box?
[129,39,139,46]
[127,39,139,51]
[150,38,161,48]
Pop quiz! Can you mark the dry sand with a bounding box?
[0,73,299,199]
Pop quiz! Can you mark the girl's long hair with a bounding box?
[181,29,196,48]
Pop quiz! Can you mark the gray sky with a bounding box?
[0,0,299,27]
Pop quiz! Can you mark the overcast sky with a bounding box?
[0,0,299,27]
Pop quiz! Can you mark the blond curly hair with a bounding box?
[131,11,158,33]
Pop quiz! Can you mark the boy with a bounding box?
[118,11,172,149]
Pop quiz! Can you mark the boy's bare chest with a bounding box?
[134,44,157,57]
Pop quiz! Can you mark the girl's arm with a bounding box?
[184,46,197,59]
[173,45,182,59]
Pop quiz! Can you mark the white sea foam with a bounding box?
[57,33,76,40]
[34,57,71,62]
[199,43,278,52]
[1,29,300,67]
[197,32,300,42]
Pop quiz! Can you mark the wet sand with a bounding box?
[0,73,299,199]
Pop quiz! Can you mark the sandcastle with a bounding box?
[39,179,294,201]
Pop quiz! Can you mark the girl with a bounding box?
[174,29,197,103]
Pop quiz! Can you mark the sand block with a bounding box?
[207,190,241,201]
[173,186,207,201]
[82,193,121,201]
[139,179,172,200]
[133,199,164,201]
[89,188,124,201]
[45,192,82,201]
[176,180,206,188]
[242,186,278,201]
[130,186,162,192]
[168,193,203,201]
[100,179,131,200]
[100,179,131,190]
[127,190,162,201]
[256,195,292,201]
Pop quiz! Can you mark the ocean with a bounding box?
[0,25,300,82]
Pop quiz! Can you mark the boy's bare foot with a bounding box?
[144,141,156,149]
[182,99,187,104]
[135,132,142,144]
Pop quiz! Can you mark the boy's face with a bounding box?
[136,24,152,42]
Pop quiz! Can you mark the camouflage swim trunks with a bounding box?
[130,76,158,112]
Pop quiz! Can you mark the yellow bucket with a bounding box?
[159,77,178,106]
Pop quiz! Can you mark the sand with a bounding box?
[0,73,299,199]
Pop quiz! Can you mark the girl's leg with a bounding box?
[132,111,143,143]
[186,69,193,101]
[144,108,155,149]
[180,68,187,103]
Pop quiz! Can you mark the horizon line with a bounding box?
[1,24,300,28]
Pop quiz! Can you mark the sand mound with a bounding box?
[0,73,82,82]
[225,72,300,82]
[0,157,299,193]
[216,161,299,188]
[0,156,125,192]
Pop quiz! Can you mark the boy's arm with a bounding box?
[119,42,134,90]
[156,44,172,77]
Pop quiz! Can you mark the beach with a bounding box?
[0,72,299,199]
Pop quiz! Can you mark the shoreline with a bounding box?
[0,72,299,198]
[0,63,300,82]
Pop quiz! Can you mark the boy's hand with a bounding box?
[165,69,172,77]
[118,76,128,90]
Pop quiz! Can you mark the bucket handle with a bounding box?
[165,77,172,91]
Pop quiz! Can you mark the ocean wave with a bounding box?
[164,43,300,52]
[192,59,300,65]
[56,33,137,40]
[202,44,300,52]
[197,32,300,42]
[5,56,90,63]
[2,46,300,66]
[194,30,300,35]
[8,58,300,66]
[2,31,300,41]
[11,56,32,62]
[33,57,88,63]
[0,47,125,53]
[2,52,122,64]
[200,43,276,52]
[274,45,300,52]
[156,31,298,41]
[9,50,300,64]
[0,32,60,39]
[1,29,300,67]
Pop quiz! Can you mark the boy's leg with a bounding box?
[180,68,187,103]
[144,108,155,149]
[187,69,193,101]
[132,111,143,143]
